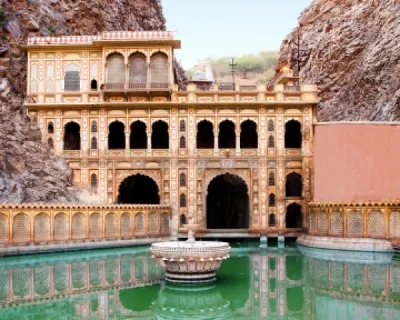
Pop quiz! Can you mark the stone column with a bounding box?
[125,131,129,155]
[147,131,152,155]
[236,129,241,155]
[213,130,219,155]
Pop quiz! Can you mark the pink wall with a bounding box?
[313,123,400,202]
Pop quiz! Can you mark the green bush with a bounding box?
[0,9,7,25]
[48,25,56,34]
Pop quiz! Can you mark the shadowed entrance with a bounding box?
[117,174,160,204]
[206,173,249,229]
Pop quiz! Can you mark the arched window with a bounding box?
[240,120,258,148]
[129,53,147,85]
[286,172,303,197]
[180,136,186,148]
[64,64,80,92]
[268,135,275,148]
[91,137,97,150]
[197,120,214,149]
[218,120,235,149]
[48,137,54,149]
[150,52,168,87]
[151,120,169,149]
[179,194,187,208]
[48,122,54,134]
[268,172,275,186]
[107,53,125,84]
[180,214,187,227]
[91,120,97,133]
[90,79,98,91]
[63,122,81,150]
[269,193,276,207]
[285,120,302,148]
[130,121,147,149]
[108,121,125,149]
[180,120,186,132]
[268,119,274,131]
[180,173,186,187]
[269,213,276,227]
[90,173,98,188]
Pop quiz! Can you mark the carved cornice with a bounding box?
[0,203,171,210]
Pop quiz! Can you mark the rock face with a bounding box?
[276,0,400,121]
[0,0,186,203]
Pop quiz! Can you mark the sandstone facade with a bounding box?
[0,0,186,202]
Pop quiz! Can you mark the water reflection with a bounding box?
[0,245,399,319]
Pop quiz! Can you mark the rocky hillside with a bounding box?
[276,0,400,121]
[0,0,186,203]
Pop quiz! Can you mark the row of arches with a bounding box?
[60,119,302,151]
[6,211,169,243]
[107,52,168,85]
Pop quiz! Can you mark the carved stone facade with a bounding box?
[24,32,318,238]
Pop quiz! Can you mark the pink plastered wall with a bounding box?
[313,123,400,202]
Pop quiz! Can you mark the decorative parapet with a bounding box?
[308,201,400,240]
[27,31,174,46]
[0,203,172,246]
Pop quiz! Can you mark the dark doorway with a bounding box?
[117,174,160,204]
[240,120,258,148]
[286,203,302,228]
[90,79,98,91]
[286,172,303,197]
[63,122,81,150]
[108,121,125,149]
[285,120,302,148]
[206,173,249,229]
[130,121,147,149]
[218,120,236,149]
[197,120,214,149]
[152,121,169,149]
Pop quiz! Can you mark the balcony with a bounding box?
[103,82,171,92]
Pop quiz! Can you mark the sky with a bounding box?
[162,0,313,69]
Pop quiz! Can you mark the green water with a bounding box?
[0,243,399,319]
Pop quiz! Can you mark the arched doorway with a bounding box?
[108,121,125,149]
[117,174,160,204]
[285,120,302,148]
[240,120,258,148]
[151,120,169,149]
[286,203,302,228]
[206,173,249,229]
[197,120,214,149]
[130,121,147,149]
[286,172,303,197]
[63,122,80,150]
[218,120,236,149]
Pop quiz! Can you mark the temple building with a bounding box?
[24,31,318,239]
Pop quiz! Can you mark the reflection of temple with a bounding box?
[24,31,318,238]
[1,247,399,319]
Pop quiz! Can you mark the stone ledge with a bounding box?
[297,234,394,252]
[0,237,172,256]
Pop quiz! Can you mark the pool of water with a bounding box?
[0,242,399,319]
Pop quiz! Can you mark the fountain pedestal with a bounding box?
[150,219,231,283]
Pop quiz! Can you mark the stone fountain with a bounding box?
[150,210,231,283]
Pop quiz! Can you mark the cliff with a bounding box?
[0,0,186,203]
[276,0,400,121]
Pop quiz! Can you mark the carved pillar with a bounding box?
[125,131,129,153]
[213,130,219,155]
[236,129,241,155]
[147,131,152,155]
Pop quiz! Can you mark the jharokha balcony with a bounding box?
[103,82,171,92]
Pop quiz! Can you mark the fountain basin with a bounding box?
[150,241,231,283]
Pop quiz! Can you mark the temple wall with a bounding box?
[313,122,400,202]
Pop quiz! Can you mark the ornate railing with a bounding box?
[104,83,125,91]
[217,82,236,91]
[196,83,213,91]
[128,82,147,90]
[308,201,400,240]
[239,85,258,91]
[284,85,301,92]
[0,203,172,245]
[150,82,170,89]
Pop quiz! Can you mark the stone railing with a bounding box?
[0,203,172,246]
[308,201,400,240]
